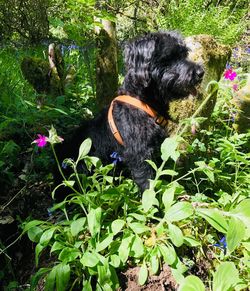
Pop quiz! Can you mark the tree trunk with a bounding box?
[95,18,118,109]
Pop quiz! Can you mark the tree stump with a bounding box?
[168,35,231,135]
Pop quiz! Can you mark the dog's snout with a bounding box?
[196,67,204,79]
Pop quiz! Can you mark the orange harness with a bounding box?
[108,95,168,146]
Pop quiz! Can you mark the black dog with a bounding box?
[58,31,204,192]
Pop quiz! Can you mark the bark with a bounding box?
[95,18,118,109]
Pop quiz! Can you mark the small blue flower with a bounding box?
[225,62,231,69]
[62,161,68,169]
[47,208,53,217]
[213,236,227,253]
[110,152,123,165]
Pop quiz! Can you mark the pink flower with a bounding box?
[224,69,237,81]
[33,134,48,147]
[232,84,238,91]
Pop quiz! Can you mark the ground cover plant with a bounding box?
[22,68,250,290]
[0,0,249,290]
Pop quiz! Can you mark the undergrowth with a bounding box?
[22,71,250,290]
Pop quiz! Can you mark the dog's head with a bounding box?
[121,31,204,108]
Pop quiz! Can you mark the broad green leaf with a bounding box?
[142,189,156,212]
[178,275,205,291]
[96,234,114,252]
[111,219,125,235]
[28,226,43,242]
[131,235,144,258]
[226,216,245,254]
[196,208,228,233]
[45,266,56,291]
[150,255,159,275]
[118,235,133,263]
[159,244,177,265]
[23,220,44,232]
[76,138,92,163]
[58,247,80,263]
[56,263,70,291]
[51,241,64,253]
[110,254,120,268]
[80,251,99,267]
[138,262,148,285]
[161,136,181,162]
[129,222,150,234]
[168,223,184,247]
[97,262,111,286]
[213,262,239,291]
[231,199,250,236]
[183,236,201,247]
[70,217,86,237]
[39,228,56,246]
[162,186,175,211]
[87,207,102,237]
[165,202,193,222]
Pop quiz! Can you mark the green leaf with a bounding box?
[161,136,181,162]
[58,247,80,263]
[195,161,214,183]
[23,220,44,233]
[138,262,148,285]
[83,278,93,291]
[168,223,184,247]
[30,268,50,290]
[159,244,177,265]
[70,217,86,237]
[35,243,45,266]
[51,241,64,253]
[150,255,159,275]
[81,251,99,267]
[165,202,193,222]
[226,216,245,254]
[87,207,102,237]
[76,138,92,163]
[178,275,205,291]
[111,219,125,235]
[96,234,114,253]
[45,266,56,291]
[129,222,150,234]
[56,263,70,291]
[110,254,120,268]
[162,186,175,211]
[142,189,156,212]
[131,236,144,258]
[28,226,43,242]
[196,208,228,233]
[146,160,158,172]
[118,235,133,263]
[183,236,201,247]
[213,262,239,291]
[231,199,250,235]
[39,228,56,246]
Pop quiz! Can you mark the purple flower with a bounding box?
[232,84,238,91]
[213,236,227,254]
[224,69,237,81]
[110,152,123,165]
[33,134,48,148]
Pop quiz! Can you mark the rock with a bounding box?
[233,74,250,132]
[168,35,231,135]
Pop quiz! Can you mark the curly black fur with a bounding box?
[58,31,204,191]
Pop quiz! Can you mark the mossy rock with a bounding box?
[21,57,50,94]
[232,75,250,133]
[168,35,231,134]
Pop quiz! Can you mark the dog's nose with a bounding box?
[196,67,204,79]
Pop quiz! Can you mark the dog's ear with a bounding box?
[124,37,156,87]
[157,31,189,61]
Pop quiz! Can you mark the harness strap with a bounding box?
[108,95,168,146]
